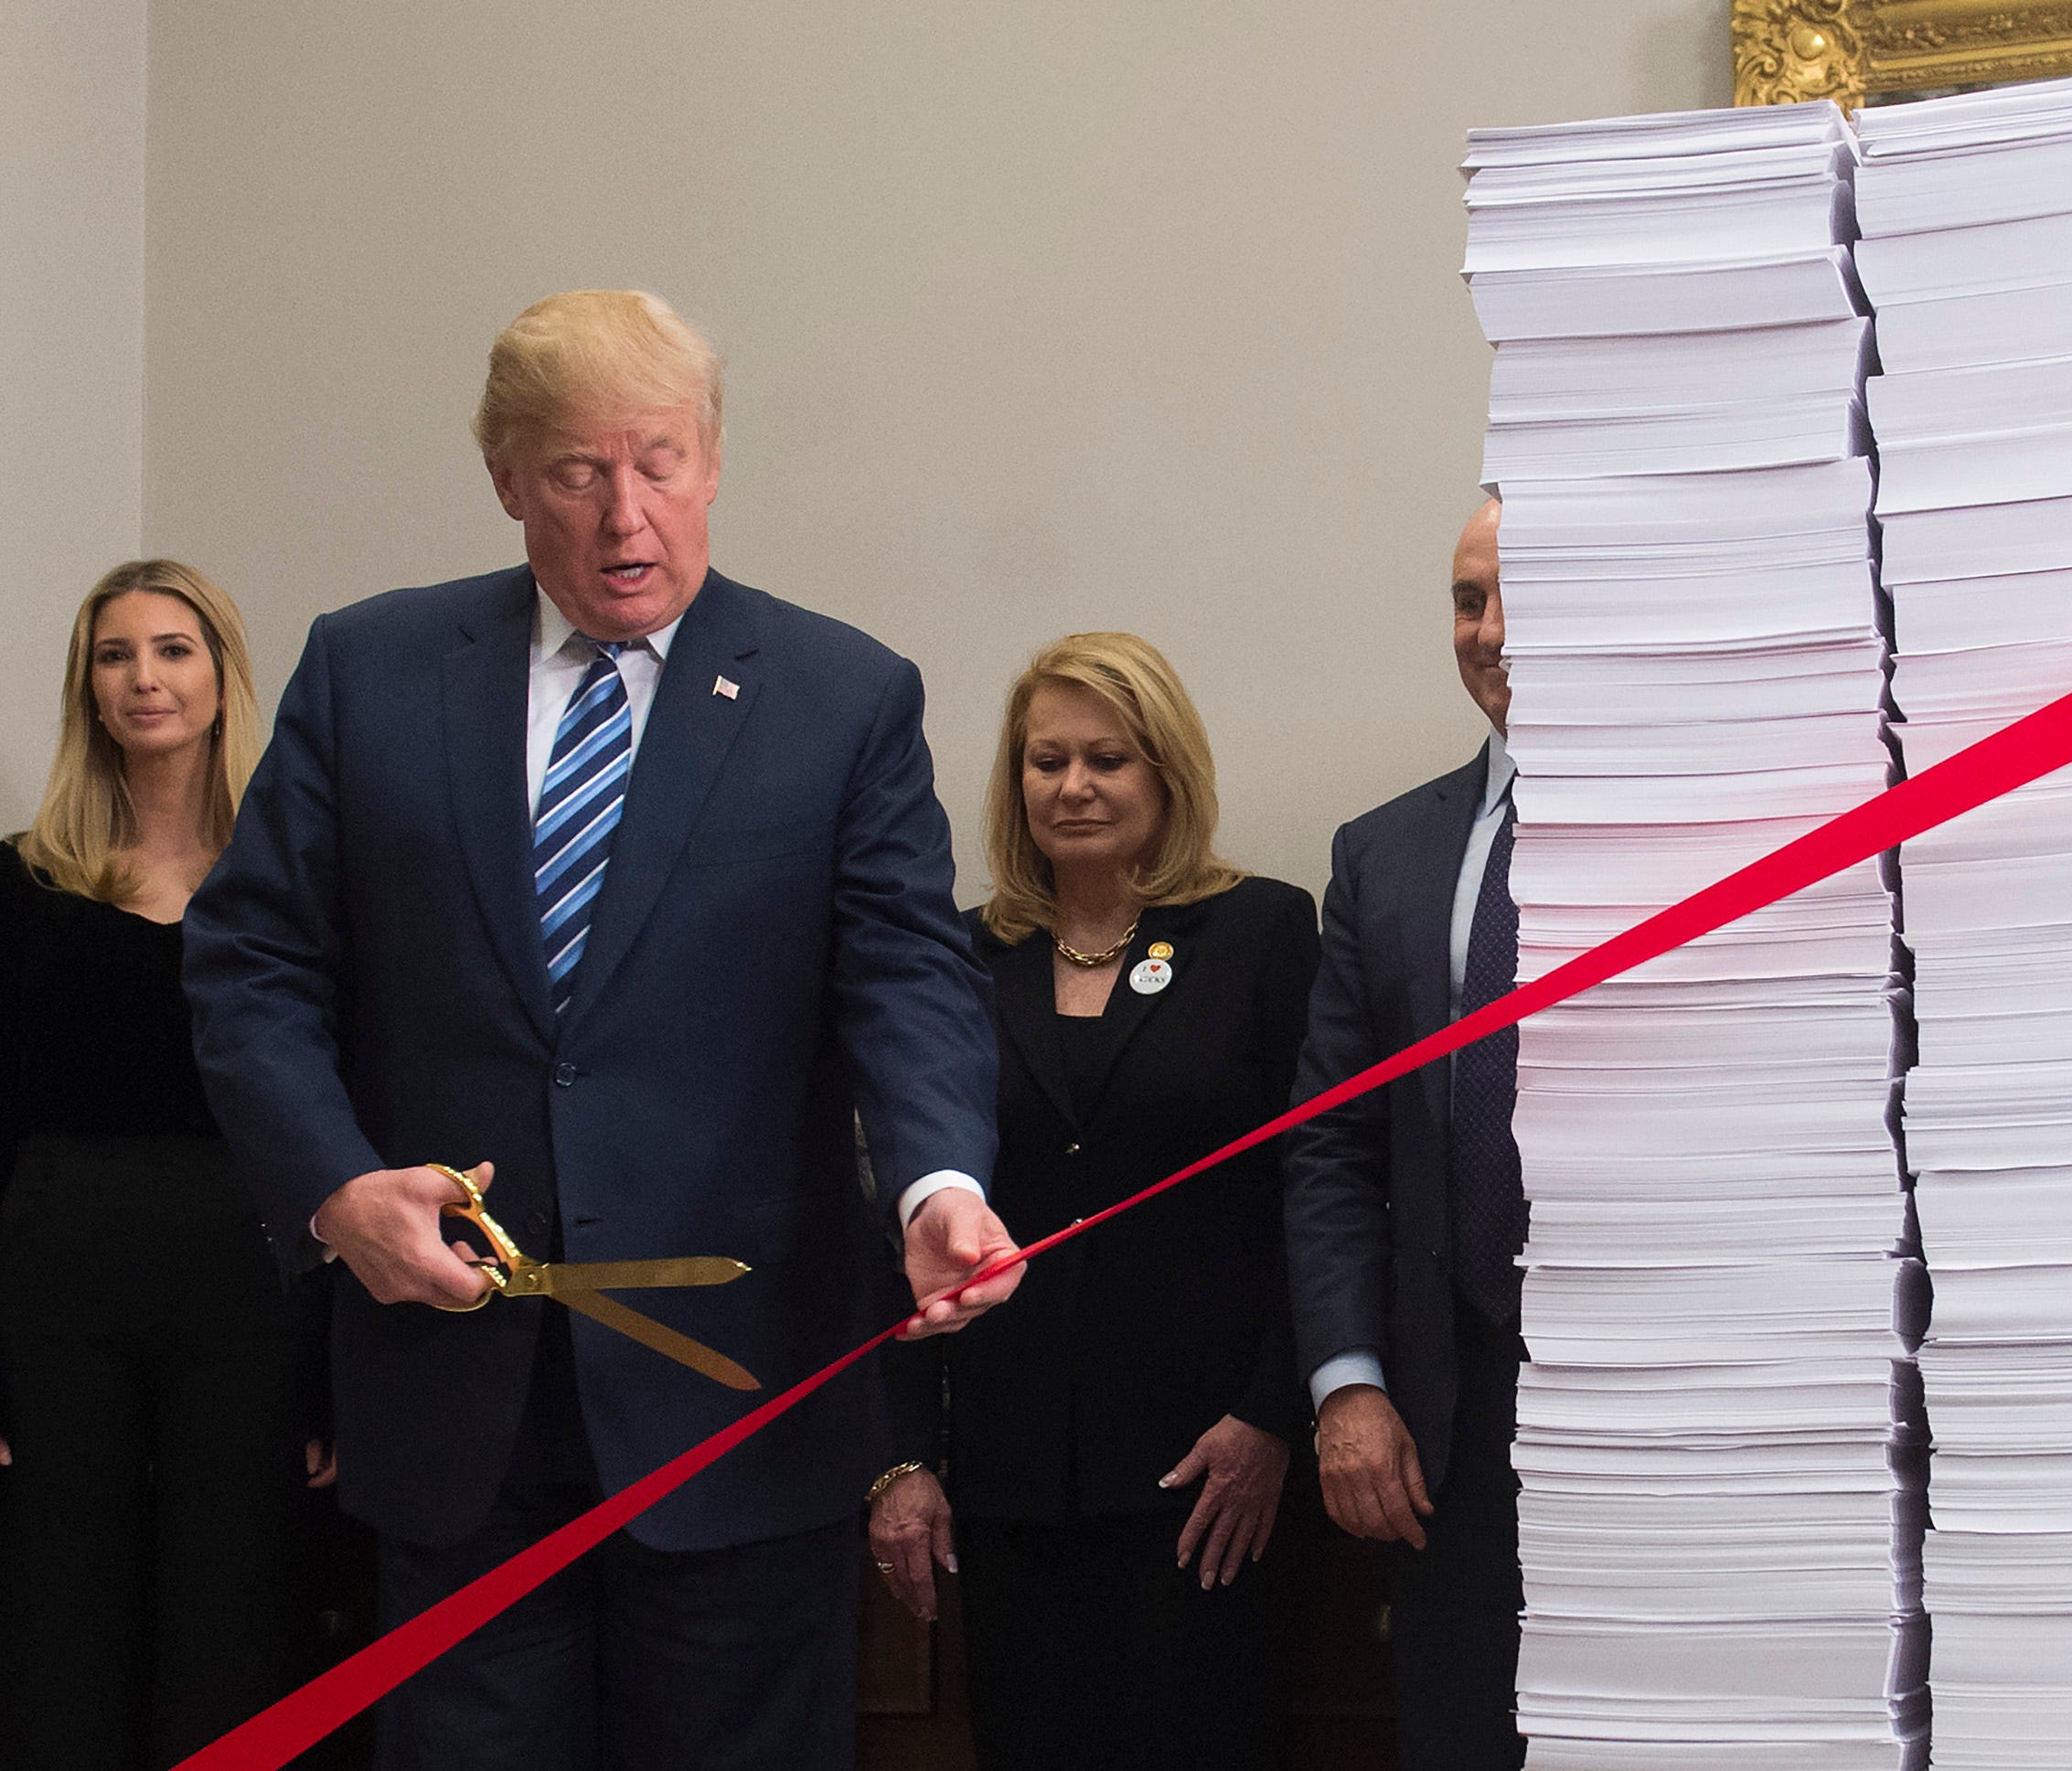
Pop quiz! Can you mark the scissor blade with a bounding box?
[556,1287,763,1392]
[541,1257,752,1294]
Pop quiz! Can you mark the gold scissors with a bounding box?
[429,1163,761,1392]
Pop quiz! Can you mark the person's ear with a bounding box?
[488,455,526,521]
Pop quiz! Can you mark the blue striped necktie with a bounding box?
[535,636,633,1016]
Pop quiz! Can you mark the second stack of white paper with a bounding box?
[1858,74,2072,1771]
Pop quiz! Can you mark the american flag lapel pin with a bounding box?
[713,675,740,700]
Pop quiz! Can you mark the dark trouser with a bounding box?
[1388,1304,1524,1771]
[375,1309,859,1771]
[0,1134,304,1771]
[957,1510,1274,1771]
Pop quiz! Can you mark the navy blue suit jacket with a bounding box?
[1283,745,1489,1491]
[185,564,997,1552]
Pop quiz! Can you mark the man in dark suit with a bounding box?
[184,289,1020,1771]
[1284,495,1526,1769]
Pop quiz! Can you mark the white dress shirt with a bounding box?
[1309,728,1515,1412]
[527,593,678,815]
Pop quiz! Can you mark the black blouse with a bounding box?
[0,840,218,1161]
[887,876,1321,1520]
[1052,1007,1110,1122]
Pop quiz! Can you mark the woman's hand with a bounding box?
[1161,1414,1290,1589]
[869,1467,956,1622]
[305,1437,337,1489]
[0,1435,10,1467]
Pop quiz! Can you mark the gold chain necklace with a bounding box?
[1052,917,1139,968]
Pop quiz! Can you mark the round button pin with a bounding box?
[1129,958,1171,996]
[1148,941,1173,961]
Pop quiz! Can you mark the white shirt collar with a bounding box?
[532,584,683,662]
[1482,725,1515,815]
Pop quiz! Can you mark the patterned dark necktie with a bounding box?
[1451,792,1524,1325]
[534,638,632,1017]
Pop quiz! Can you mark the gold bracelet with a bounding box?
[866,1460,927,1504]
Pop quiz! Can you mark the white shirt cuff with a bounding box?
[1309,1350,1388,1414]
[896,1169,985,1231]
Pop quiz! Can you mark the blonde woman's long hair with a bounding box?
[981,632,1244,944]
[17,560,260,902]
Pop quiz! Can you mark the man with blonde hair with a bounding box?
[186,289,1019,1769]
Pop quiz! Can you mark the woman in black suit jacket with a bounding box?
[871,632,1319,1771]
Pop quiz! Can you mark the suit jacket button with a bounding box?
[1064,1142,1081,1157]
[527,1211,550,1239]
[554,1062,577,1087]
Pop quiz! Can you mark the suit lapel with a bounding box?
[991,926,1077,1131]
[562,572,763,1027]
[441,569,554,1045]
[1404,745,1491,1132]
[1077,898,1211,1124]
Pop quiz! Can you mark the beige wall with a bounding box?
[1,0,146,828]
[119,3,1728,899]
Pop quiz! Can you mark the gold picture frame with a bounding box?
[1733,0,2072,108]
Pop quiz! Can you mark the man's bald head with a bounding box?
[1451,496,1508,735]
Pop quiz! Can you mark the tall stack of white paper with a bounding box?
[1466,101,1926,1769]
[1858,74,2072,1771]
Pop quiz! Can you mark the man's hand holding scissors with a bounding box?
[316,1159,1024,1369]
[312,1161,497,1307]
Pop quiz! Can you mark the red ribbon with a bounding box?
[176,688,2072,1770]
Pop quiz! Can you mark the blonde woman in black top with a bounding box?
[871,633,1319,1771]
[0,561,314,1767]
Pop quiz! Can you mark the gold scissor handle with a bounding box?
[430,1162,526,1312]
[420,1164,763,1392]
